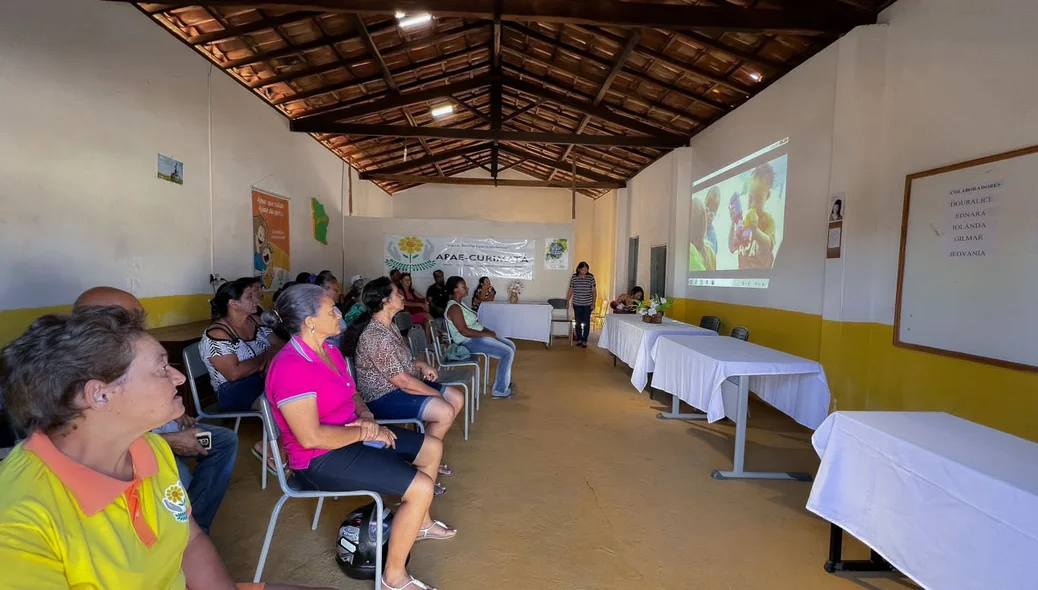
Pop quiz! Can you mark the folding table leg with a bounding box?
[823,524,897,574]
[657,393,708,420]
[711,375,813,482]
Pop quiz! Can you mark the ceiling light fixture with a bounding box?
[394,10,406,18]
[397,13,432,28]
[749,72,763,82]
[430,104,454,118]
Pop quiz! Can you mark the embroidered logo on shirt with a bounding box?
[162,481,189,523]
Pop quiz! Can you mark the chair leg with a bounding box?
[462,383,469,441]
[254,494,290,583]
[312,497,325,531]
[261,423,268,491]
[483,355,489,392]
[373,494,384,590]
[233,417,242,433]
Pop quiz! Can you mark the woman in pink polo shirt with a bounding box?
[262,285,452,590]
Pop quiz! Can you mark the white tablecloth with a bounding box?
[649,335,830,429]
[807,412,1038,590]
[476,302,552,344]
[598,314,715,391]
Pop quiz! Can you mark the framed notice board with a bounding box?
[894,144,1038,372]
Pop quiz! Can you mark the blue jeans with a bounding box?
[216,372,265,411]
[465,336,516,396]
[175,425,237,533]
[573,305,593,342]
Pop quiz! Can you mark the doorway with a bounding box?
[650,245,667,297]
[627,236,639,293]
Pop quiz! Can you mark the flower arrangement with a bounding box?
[507,280,524,303]
[637,295,672,323]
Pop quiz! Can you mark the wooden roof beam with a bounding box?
[363,174,622,190]
[359,143,492,176]
[291,122,687,148]
[115,1,876,34]
[499,145,624,186]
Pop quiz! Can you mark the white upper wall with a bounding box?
[387,168,576,223]
[0,0,349,309]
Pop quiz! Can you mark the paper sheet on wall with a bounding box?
[544,238,569,270]
[252,189,291,290]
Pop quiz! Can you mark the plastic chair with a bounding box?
[183,342,269,489]
[343,356,425,435]
[730,327,750,341]
[547,298,573,347]
[700,316,722,332]
[408,328,474,440]
[393,311,413,334]
[429,319,484,414]
[253,397,385,588]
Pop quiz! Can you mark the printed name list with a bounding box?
[943,180,1000,259]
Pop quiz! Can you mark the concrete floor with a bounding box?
[211,338,914,590]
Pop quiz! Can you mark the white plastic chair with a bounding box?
[253,397,385,588]
[409,327,474,440]
[182,342,269,489]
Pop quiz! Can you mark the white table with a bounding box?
[598,314,716,391]
[807,412,1038,590]
[649,335,831,481]
[476,302,552,345]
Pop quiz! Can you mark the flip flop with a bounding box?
[250,447,278,477]
[438,463,454,477]
[416,520,457,541]
[434,482,447,496]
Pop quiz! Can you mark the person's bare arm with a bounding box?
[206,328,267,381]
[388,371,442,397]
[446,305,494,339]
[278,397,373,450]
[182,518,236,590]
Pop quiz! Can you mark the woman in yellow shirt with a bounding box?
[0,307,327,590]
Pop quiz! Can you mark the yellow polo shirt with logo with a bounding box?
[0,432,192,589]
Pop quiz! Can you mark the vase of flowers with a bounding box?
[507,280,523,304]
[637,295,672,324]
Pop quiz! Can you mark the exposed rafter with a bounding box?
[114,1,877,34]
[363,174,622,190]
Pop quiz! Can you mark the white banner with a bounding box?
[384,234,536,280]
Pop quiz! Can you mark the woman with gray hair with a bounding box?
[0,307,326,590]
[262,284,451,590]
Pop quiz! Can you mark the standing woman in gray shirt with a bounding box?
[567,261,597,348]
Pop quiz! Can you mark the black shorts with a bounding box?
[295,426,426,497]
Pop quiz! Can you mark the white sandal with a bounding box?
[382,575,437,590]
[416,519,457,541]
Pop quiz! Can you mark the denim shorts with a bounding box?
[295,426,426,497]
[365,381,445,421]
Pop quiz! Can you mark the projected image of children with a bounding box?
[689,153,786,273]
[731,163,777,269]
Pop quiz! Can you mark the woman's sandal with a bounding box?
[382,575,437,590]
[250,447,283,477]
[434,482,447,496]
[438,463,453,477]
[416,520,457,541]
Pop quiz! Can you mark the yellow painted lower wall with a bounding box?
[0,294,214,345]
[675,298,1038,442]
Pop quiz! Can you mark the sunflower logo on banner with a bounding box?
[386,235,436,272]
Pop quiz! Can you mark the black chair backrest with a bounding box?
[700,316,721,332]
[730,327,750,341]
[393,311,413,333]
[547,298,568,310]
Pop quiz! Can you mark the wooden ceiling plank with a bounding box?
[360,142,493,176]
[500,145,623,185]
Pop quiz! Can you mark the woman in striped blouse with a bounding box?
[567,261,597,348]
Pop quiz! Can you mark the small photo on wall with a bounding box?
[157,154,184,185]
